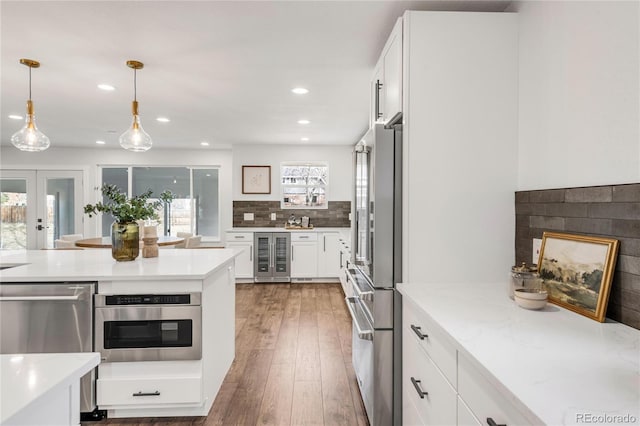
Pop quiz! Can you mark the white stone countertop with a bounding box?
[0,248,239,282]
[397,282,640,426]
[1,352,100,424]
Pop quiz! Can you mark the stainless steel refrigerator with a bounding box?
[348,116,402,425]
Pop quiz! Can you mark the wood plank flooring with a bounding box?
[87,283,369,426]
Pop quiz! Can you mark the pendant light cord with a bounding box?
[133,68,137,102]
[28,65,32,100]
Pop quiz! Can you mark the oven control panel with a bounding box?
[104,294,191,305]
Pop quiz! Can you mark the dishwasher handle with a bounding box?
[0,295,81,302]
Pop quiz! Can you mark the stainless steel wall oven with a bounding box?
[95,293,201,363]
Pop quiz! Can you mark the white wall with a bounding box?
[512,0,640,190]
[232,144,353,201]
[0,146,233,239]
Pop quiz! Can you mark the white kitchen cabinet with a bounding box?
[403,297,532,426]
[291,233,318,278]
[317,232,340,278]
[403,320,457,425]
[96,260,236,418]
[225,232,253,279]
[458,353,531,426]
[402,11,518,284]
[403,299,457,426]
[371,18,403,126]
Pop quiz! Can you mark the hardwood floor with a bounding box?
[89,283,369,426]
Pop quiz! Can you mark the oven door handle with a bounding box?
[345,296,373,341]
[346,269,374,301]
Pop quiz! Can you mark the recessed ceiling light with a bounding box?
[292,87,309,95]
[96,140,106,145]
[8,114,23,120]
[98,84,115,91]
[200,141,210,146]
[156,117,170,123]
[301,137,309,142]
[297,119,310,125]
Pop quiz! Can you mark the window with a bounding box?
[281,163,328,209]
[100,166,220,239]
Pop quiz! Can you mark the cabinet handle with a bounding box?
[249,245,252,261]
[375,79,384,119]
[323,235,326,251]
[291,246,294,261]
[410,377,428,399]
[133,391,160,397]
[486,418,506,426]
[234,235,244,239]
[299,236,309,239]
[411,324,428,340]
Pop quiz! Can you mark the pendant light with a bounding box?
[11,59,50,152]
[119,60,152,152]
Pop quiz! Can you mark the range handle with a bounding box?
[346,268,374,301]
[345,296,373,341]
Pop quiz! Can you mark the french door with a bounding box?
[0,170,83,249]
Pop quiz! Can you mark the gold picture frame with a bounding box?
[538,232,619,322]
[242,165,271,194]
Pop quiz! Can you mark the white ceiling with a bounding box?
[1,0,510,150]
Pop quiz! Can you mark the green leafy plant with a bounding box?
[84,184,175,223]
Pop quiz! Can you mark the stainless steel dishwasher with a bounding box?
[0,282,97,415]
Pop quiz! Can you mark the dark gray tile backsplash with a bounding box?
[233,201,351,228]
[515,183,640,330]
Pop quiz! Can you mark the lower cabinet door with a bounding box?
[97,377,202,407]
[403,329,457,425]
[226,241,253,278]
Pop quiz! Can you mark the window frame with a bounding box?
[280,162,329,209]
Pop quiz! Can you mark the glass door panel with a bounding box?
[37,171,83,249]
[0,171,36,249]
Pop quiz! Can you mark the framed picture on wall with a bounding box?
[242,165,271,194]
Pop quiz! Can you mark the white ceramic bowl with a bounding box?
[514,288,548,310]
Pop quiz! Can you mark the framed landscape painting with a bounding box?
[538,232,619,322]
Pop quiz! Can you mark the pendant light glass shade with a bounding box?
[119,100,152,152]
[119,60,152,152]
[11,59,50,152]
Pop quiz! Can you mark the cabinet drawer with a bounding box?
[225,232,253,242]
[403,298,457,385]
[403,329,457,426]
[458,354,532,426]
[290,232,317,241]
[403,389,427,426]
[97,377,202,407]
[458,395,482,426]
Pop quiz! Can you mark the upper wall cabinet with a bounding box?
[371,18,403,126]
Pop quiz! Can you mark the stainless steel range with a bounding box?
[348,116,402,425]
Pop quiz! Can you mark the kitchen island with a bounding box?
[0,248,240,419]
[1,353,100,426]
